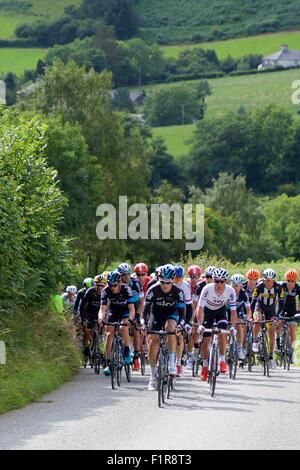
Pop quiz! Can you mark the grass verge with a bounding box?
[0,308,80,414]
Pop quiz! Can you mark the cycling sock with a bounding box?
[169,352,176,366]
[134,350,139,358]
[124,346,130,356]
[220,355,225,362]
[176,358,181,366]
[203,359,209,367]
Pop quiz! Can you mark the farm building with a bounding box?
[258,45,300,70]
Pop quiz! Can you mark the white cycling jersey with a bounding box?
[199,284,236,311]
[174,280,192,305]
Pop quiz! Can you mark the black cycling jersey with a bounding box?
[242,281,257,302]
[142,283,185,324]
[193,281,207,301]
[128,277,143,313]
[251,281,284,316]
[74,287,87,315]
[101,283,138,317]
[146,277,159,292]
[80,287,102,322]
[281,282,300,314]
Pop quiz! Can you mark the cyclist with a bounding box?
[146,265,163,291]
[134,263,151,295]
[244,269,261,302]
[187,265,202,296]
[279,269,300,363]
[61,286,77,310]
[80,275,106,358]
[118,263,144,372]
[229,274,252,361]
[197,268,237,381]
[251,268,285,369]
[173,265,192,376]
[74,278,94,319]
[99,270,137,376]
[191,266,215,365]
[142,265,185,391]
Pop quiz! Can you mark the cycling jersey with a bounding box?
[227,289,250,321]
[142,282,185,330]
[243,281,257,302]
[74,287,87,315]
[192,280,207,303]
[146,277,159,292]
[140,275,152,295]
[101,283,138,322]
[80,287,102,323]
[281,282,300,316]
[199,284,236,311]
[251,281,284,318]
[61,293,77,309]
[174,280,192,323]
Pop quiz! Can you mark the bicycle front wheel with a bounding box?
[209,346,218,397]
[111,339,119,390]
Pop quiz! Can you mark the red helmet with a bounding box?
[285,269,298,282]
[187,265,201,277]
[134,263,149,274]
[246,269,261,281]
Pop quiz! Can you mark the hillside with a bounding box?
[137,0,300,44]
[0,0,81,39]
[149,68,300,158]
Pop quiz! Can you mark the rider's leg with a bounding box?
[105,326,115,361]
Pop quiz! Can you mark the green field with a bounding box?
[0,48,47,74]
[150,68,300,158]
[162,30,300,60]
[0,0,82,39]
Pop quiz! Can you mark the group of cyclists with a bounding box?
[61,262,300,391]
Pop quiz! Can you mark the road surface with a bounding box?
[0,366,299,450]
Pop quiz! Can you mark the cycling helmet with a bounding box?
[155,265,163,278]
[107,270,121,285]
[118,263,131,275]
[94,274,105,285]
[83,277,94,289]
[204,266,216,277]
[174,265,185,278]
[246,268,261,281]
[187,265,201,277]
[159,265,176,280]
[230,274,245,285]
[213,268,229,281]
[134,263,148,274]
[101,271,110,284]
[66,285,77,295]
[263,268,276,280]
[285,269,298,282]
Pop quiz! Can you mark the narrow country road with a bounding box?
[0,366,299,450]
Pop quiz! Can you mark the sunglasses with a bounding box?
[205,275,213,279]
[109,283,119,288]
[136,273,146,277]
[190,275,200,279]
[214,280,225,284]
[160,280,173,285]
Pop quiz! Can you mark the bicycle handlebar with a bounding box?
[147,330,176,336]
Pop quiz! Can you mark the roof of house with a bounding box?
[263,46,300,61]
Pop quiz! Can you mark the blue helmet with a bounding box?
[160,265,176,280]
[174,265,185,278]
[107,270,121,285]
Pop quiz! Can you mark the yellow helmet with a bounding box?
[101,271,110,284]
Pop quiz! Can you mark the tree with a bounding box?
[149,138,184,190]
[4,73,17,106]
[112,88,135,112]
[196,80,212,120]
[145,83,201,126]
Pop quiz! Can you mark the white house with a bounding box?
[258,45,300,70]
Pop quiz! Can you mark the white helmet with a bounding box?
[66,285,77,295]
[263,268,276,280]
[204,266,216,277]
[213,268,229,281]
[230,274,245,285]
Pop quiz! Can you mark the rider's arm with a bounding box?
[197,304,204,325]
[79,290,89,322]
[277,285,285,316]
[128,303,136,322]
[99,289,108,322]
[251,287,259,314]
[141,289,153,323]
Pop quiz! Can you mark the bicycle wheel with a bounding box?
[125,363,131,383]
[111,339,119,390]
[209,345,218,397]
[117,342,123,387]
[157,351,167,408]
[262,336,270,378]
